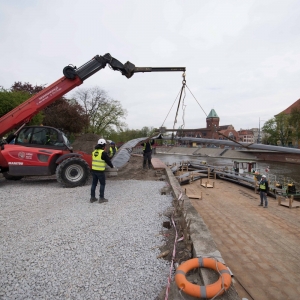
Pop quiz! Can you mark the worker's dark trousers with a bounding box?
[143,152,152,169]
[91,171,106,198]
[259,190,268,207]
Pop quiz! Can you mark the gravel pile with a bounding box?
[0,178,173,299]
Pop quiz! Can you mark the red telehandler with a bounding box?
[0,53,185,187]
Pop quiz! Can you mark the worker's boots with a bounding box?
[99,198,108,204]
[90,197,97,203]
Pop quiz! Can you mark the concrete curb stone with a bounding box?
[164,167,240,300]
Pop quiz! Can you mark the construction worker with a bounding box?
[109,141,118,158]
[90,138,115,204]
[141,138,155,169]
[258,174,269,208]
[45,131,58,145]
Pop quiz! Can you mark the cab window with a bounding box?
[16,128,33,144]
[16,127,64,147]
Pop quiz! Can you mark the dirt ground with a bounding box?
[72,133,101,153]
[73,135,161,180]
[109,155,159,181]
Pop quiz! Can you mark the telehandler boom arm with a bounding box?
[0,53,185,138]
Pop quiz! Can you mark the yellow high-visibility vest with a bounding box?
[143,142,152,151]
[92,149,106,171]
[259,181,267,190]
[110,146,118,157]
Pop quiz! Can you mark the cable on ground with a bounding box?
[164,189,183,300]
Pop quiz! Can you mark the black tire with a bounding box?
[3,172,23,181]
[56,157,90,188]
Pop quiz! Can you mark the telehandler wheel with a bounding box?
[56,157,90,188]
[3,172,23,181]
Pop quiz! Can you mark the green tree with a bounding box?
[42,98,89,135]
[11,81,45,95]
[73,87,127,135]
[0,87,24,116]
[262,114,292,146]
[106,127,156,144]
[140,126,155,137]
[276,113,292,146]
[0,88,43,128]
[262,118,278,144]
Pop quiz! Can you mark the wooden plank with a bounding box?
[186,189,200,198]
[187,194,202,199]
[201,183,214,188]
[199,178,215,188]
[279,202,300,208]
[185,187,202,200]
[277,195,300,208]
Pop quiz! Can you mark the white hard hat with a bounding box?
[262,175,266,178]
[98,138,106,145]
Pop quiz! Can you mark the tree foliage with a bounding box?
[262,113,293,146]
[107,126,155,143]
[43,98,89,134]
[73,87,127,135]
[11,81,45,95]
[261,118,277,144]
[0,87,26,117]
[1,82,129,137]
[276,113,293,146]
[0,87,43,126]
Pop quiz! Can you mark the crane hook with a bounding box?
[182,72,186,85]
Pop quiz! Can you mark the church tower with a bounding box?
[206,109,220,139]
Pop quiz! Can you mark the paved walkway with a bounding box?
[186,179,300,300]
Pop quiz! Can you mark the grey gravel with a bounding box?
[0,177,173,299]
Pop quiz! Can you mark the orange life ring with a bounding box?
[175,257,232,299]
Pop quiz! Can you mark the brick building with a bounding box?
[237,129,255,143]
[277,98,300,115]
[173,99,300,146]
[176,109,239,143]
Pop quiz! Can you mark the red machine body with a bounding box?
[0,53,185,187]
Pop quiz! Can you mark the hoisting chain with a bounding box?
[160,71,208,144]
[180,73,187,130]
[182,72,186,86]
[172,73,186,141]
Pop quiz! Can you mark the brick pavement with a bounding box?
[188,179,300,300]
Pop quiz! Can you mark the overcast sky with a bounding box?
[1,0,300,132]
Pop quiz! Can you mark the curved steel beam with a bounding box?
[162,136,300,155]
